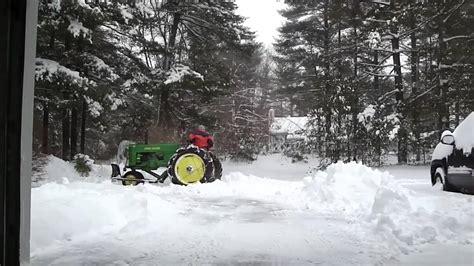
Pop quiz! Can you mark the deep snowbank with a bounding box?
[31,181,185,253]
[33,155,110,186]
[302,162,473,253]
[31,156,473,261]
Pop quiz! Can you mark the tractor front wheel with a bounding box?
[122,171,144,186]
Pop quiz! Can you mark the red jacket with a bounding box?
[188,129,214,149]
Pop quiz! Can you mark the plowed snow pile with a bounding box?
[31,156,473,265]
[302,162,473,253]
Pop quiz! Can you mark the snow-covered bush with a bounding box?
[73,154,94,177]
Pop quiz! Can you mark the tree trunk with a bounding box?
[80,99,86,154]
[410,10,420,162]
[374,51,379,98]
[390,0,407,164]
[323,0,333,160]
[158,12,181,129]
[437,23,450,134]
[390,0,408,163]
[70,108,78,158]
[455,102,460,126]
[351,0,360,161]
[41,102,49,154]
[62,108,70,161]
[352,0,360,77]
[62,28,71,161]
[166,13,181,70]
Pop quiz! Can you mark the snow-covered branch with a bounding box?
[443,35,474,42]
[164,64,204,85]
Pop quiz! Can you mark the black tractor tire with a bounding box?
[167,146,214,185]
[210,153,223,181]
[122,171,144,186]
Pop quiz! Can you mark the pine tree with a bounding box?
[275,0,473,165]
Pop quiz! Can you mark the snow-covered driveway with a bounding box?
[31,156,473,265]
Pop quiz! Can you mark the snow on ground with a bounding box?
[32,156,111,187]
[31,155,473,265]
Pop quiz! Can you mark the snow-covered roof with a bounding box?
[454,112,474,154]
[270,116,308,139]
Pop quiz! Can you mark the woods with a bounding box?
[274,0,474,165]
[33,0,473,165]
[34,0,267,160]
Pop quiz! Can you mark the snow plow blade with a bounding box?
[112,177,156,183]
[111,163,121,178]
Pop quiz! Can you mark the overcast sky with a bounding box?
[235,0,287,46]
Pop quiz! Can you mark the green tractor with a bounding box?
[111,143,222,186]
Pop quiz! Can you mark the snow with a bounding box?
[358,105,376,130]
[432,142,454,160]
[106,93,124,111]
[48,0,61,11]
[84,96,103,118]
[369,0,390,5]
[389,125,400,141]
[297,14,313,22]
[368,31,381,48]
[120,6,134,24]
[443,35,471,42]
[67,19,91,41]
[164,64,204,85]
[36,58,88,84]
[304,162,473,253]
[77,0,94,10]
[33,156,110,187]
[453,112,474,155]
[432,130,455,160]
[135,2,155,17]
[86,55,119,81]
[31,155,474,265]
[270,116,308,139]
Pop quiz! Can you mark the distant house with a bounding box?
[268,115,308,153]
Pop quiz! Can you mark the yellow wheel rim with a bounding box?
[123,174,137,186]
[174,153,205,184]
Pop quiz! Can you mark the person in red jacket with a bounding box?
[188,125,214,150]
[187,125,222,180]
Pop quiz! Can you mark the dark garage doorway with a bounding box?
[0,0,38,264]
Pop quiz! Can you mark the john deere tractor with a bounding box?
[111,143,222,186]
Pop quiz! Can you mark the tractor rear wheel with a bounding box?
[167,146,214,185]
[122,171,144,186]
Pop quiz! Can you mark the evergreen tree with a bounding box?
[275,0,473,165]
